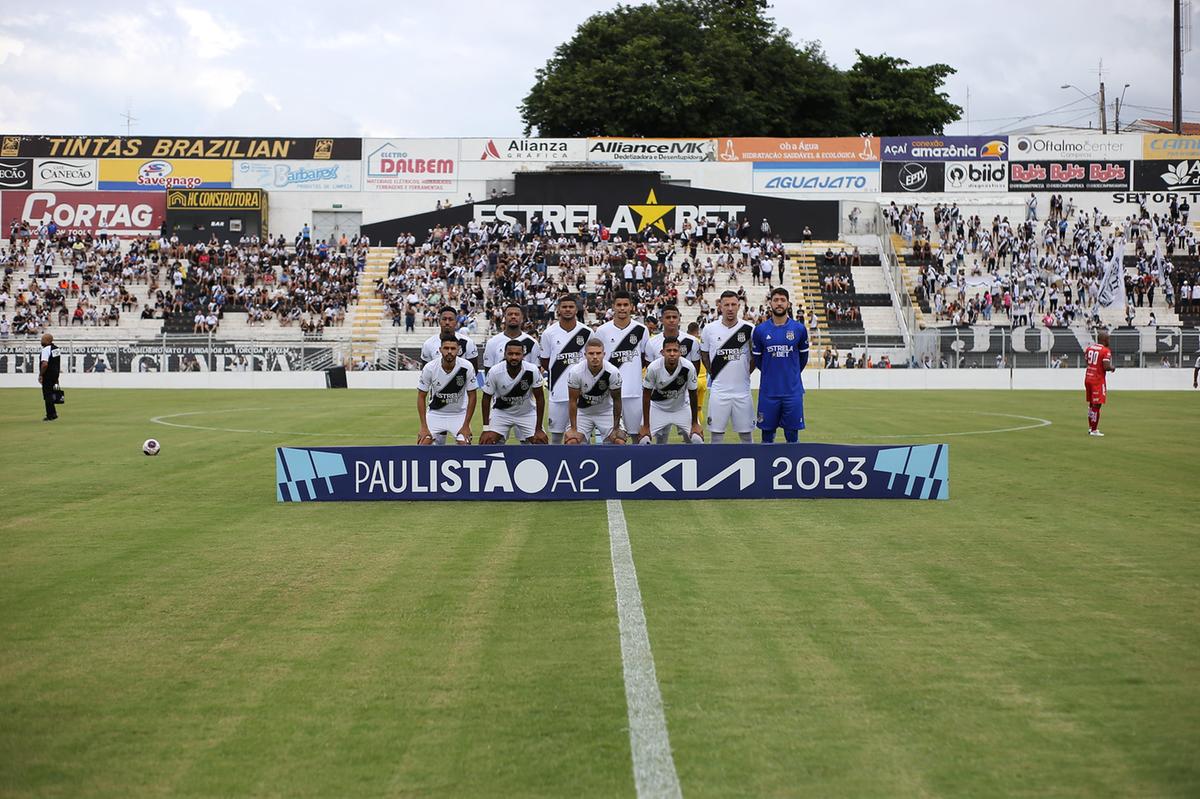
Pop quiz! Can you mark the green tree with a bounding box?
[520,1,960,137]
[844,51,961,136]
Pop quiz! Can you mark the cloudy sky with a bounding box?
[0,0,1195,138]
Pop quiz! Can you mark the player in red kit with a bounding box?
[1084,330,1115,437]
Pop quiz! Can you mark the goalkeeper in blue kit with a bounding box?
[751,287,809,443]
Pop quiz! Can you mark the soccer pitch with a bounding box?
[1,388,1197,797]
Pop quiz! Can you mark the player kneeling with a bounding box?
[416,332,477,445]
[638,337,704,444]
[564,338,626,444]
[479,340,549,444]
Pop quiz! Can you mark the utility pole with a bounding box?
[1174,0,1184,134]
[965,85,970,134]
[120,101,137,136]
[1098,60,1108,134]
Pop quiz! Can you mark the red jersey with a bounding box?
[1084,344,1111,384]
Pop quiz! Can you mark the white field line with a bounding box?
[606,499,683,799]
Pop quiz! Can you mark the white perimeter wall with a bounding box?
[1,368,1189,390]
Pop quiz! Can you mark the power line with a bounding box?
[966,96,1094,125]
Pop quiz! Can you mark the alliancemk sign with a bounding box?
[276,443,950,502]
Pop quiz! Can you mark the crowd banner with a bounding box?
[882,136,1007,161]
[945,161,1008,192]
[0,158,33,189]
[752,162,880,193]
[1,190,165,236]
[718,137,880,162]
[587,137,718,162]
[1132,159,1200,192]
[233,160,362,192]
[1142,134,1200,159]
[363,138,459,192]
[461,137,587,162]
[881,162,946,192]
[98,158,232,191]
[275,443,951,502]
[1009,133,1141,161]
[1008,161,1130,191]
[0,135,361,160]
[32,158,97,189]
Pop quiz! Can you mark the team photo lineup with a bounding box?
[413,287,810,447]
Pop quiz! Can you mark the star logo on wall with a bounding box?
[629,189,674,234]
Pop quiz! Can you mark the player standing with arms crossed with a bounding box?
[564,338,626,444]
[540,294,593,444]
[480,340,548,444]
[416,333,477,445]
[700,290,756,443]
[639,337,703,444]
[595,290,648,440]
[1084,329,1115,436]
[751,287,809,443]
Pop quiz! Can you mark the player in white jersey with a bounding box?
[700,290,756,443]
[639,337,703,444]
[594,290,648,438]
[539,294,592,444]
[565,338,625,444]
[420,306,480,369]
[416,333,477,445]
[483,302,540,370]
[645,303,701,366]
[480,339,548,444]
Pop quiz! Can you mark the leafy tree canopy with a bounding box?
[520,0,961,137]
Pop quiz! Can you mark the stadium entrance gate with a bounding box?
[311,211,361,242]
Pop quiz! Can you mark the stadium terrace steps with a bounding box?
[785,245,828,365]
[350,248,394,361]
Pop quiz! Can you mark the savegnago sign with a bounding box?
[276,443,950,502]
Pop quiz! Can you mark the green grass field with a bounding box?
[1,388,1197,798]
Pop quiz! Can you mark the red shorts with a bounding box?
[1085,381,1106,405]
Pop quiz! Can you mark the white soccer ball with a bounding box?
[142,438,161,456]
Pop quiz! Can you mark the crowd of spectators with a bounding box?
[1,221,366,337]
[374,216,788,340]
[889,197,1197,329]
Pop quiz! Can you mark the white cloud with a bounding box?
[175,6,245,59]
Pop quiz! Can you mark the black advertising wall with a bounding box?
[881,162,946,193]
[361,170,839,243]
[0,157,32,189]
[164,189,267,243]
[0,135,361,160]
[1132,159,1200,192]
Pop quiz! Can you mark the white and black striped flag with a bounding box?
[1096,241,1127,309]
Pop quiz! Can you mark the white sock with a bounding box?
[738,432,753,443]
[710,432,725,444]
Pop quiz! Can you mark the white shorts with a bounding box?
[486,408,536,441]
[427,410,467,444]
[548,400,570,434]
[575,409,615,441]
[649,405,693,439]
[707,390,754,434]
[620,395,643,434]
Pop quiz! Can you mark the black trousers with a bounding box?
[42,382,58,419]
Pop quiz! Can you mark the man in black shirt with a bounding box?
[39,333,61,421]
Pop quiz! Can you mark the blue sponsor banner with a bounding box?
[881,136,1008,162]
[275,443,949,502]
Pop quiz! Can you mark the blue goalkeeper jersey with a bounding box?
[752,318,809,397]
